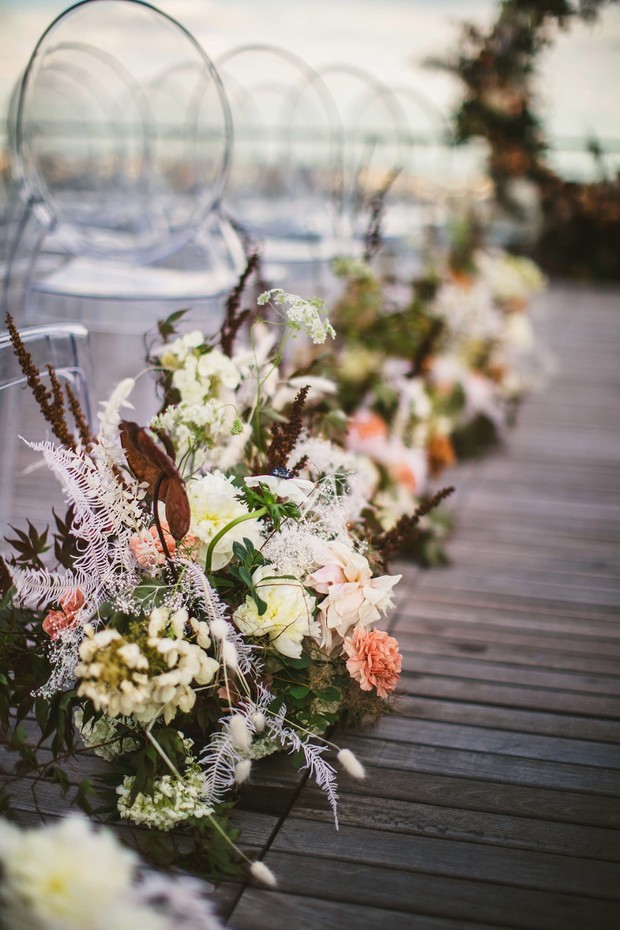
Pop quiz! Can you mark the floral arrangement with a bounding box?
[288,237,544,561]
[1,280,445,883]
[430,0,620,279]
[428,244,548,456]
[0,814,223,930]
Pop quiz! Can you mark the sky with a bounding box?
[0,0,618,171]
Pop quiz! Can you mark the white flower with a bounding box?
[97,378,135,442]
[73,708,139,761]
[156,330,205,368]
[244,474,315,507]
[187,472,263,570]
[117,757,213,831]
[0,815,168,930]
[433,280,502,343]
[375,485,419,533]
[233,566,319,658]
[504,313,535,350]
[306,541,401,652]
[271,375,337,411]
[76,607,219,725]
[0,815,224,930]
[258,288,336,343]
[475,249,546,303]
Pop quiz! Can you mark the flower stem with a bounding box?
[145,721,183,780]
[206,811,254,867]
[204,506,267,574]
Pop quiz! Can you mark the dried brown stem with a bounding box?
[373,485,455,566]
[46,365,75,449]
[220,252,260,357]
[64,382,94,449]
[5,314,76,448]
[266,385,310,472]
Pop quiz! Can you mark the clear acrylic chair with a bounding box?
[315,64,412,244]
[0,322,92,539]
[216,44,344,297]
[3,0,237,334]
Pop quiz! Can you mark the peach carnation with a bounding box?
[59,588,85,616]
[129,522,176,568]
[42,588,85,640]
[343,626,402,698]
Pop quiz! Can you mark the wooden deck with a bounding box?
[222,283,620,929]
[2,282,620,928]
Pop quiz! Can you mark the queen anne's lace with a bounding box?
[258,289,336,344]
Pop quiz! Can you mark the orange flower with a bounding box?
[129,522,176,568]
[42,610,72,640]
[450,270,475,290]
[59,588,85,617]
[343,626,402,698]
[42,587,85,640]
[427,433,457,478]
[347,411,389,445]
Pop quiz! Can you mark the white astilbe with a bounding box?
[185,562,260,678]
[10,441,143,612]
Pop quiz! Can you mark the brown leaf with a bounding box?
[119,421,190,539]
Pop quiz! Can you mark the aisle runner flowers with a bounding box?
[0,286,434,884]
[0,814,223,929]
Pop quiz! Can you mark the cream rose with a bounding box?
[186,471,263,571]
[233,566,319,658]
[306,541,401,653]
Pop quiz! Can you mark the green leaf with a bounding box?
[282,655,312,669]
[157,309,189,341]
[313,687,341,703]
[288,684,310,700]
[34,698,49,733]
[75,778,95,815]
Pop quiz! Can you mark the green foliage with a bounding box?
[240,483,301,533]
[52,506,80,569]
[4,521,49,569]
[451,413,501,459]
[268,652,346,735]
[157,308,190,343]
[227,538,268,614]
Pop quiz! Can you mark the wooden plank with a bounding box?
[397,592,620,624]
[403,654,620,698]
[296,787,620,860]
[232,856,620,930]
[230,890,502,930]
[393,602,620,640]
[395,694,620,742]
[269,819,620,899]
[336,733,620,795]
[395,622,620,660]
[325,765,620,829]
[398,633,620,676]
[343,717,620,768]
[403,673,620,718]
